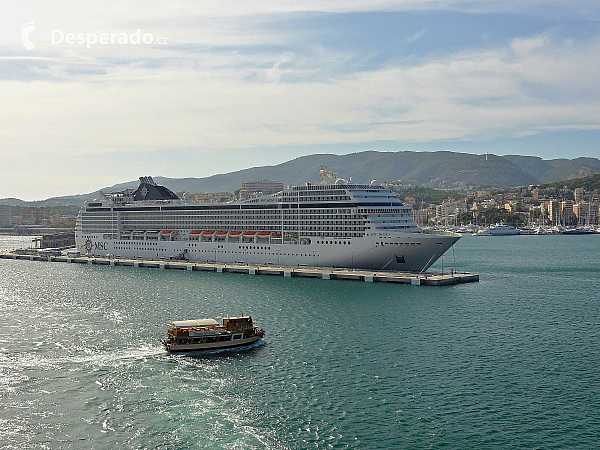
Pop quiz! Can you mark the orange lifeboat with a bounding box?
[189,231,202,235]
[243,231,256,236]
[229,231,242,236]
[215,231,228,235]
[161,230,173,234]
[257,232,272,236]
[202,231,215,235]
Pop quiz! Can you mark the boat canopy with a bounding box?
[169,319,219,328]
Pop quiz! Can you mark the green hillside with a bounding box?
[3,150,600,206]
[540,173,600,191]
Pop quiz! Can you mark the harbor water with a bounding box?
[1,234,599,448]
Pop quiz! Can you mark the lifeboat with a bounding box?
[160,230,173,234]
[215,231,228,235]
[229,231,242,236]
[243,231,256,236]
[202,231,215,235]
[189,231,202,235]
[257,232,272,236]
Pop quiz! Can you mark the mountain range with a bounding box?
[3,151,600,206]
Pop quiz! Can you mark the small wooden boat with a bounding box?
[161,316,264,352]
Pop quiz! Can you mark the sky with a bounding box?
[1,1,600,200]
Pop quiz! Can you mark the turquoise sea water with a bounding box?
[1,235,599,449]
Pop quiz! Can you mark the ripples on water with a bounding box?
[1,235,599,448]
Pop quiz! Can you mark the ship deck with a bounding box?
[1,252,479,286]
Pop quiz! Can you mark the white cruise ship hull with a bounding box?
[76,231,458,272]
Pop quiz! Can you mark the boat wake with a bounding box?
[70,344,166,365]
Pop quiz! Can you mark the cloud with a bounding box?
[406,28,427,44]
[1,32,598,159]
[511,32,552,56]
[1,1,600,198]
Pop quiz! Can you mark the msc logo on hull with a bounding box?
[84,238,107,252]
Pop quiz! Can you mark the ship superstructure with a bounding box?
[75,171,460,271]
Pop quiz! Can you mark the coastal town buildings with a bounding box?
[573,202,599,225]
[435,200,467,224]
[0,205,11,227]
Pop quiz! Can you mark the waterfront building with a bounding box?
[560,200,574,226]
[547,200,561,226]
[573,202,599,226]
[436,200,467,225]
[21,207,50,225]
[239,180,284,200]
[189,192,234,204]
[0,205,11,227]
[574,188,584,203]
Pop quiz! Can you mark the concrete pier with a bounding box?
[0,252,479,286]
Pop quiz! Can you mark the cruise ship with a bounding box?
[75,170,460,271]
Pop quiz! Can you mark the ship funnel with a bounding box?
[139,176,157,186]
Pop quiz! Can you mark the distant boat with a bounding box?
[476,224,520,236]
[517,227,535,235]
[562,227,594,235]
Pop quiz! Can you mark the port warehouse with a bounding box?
[0,252,478,286]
